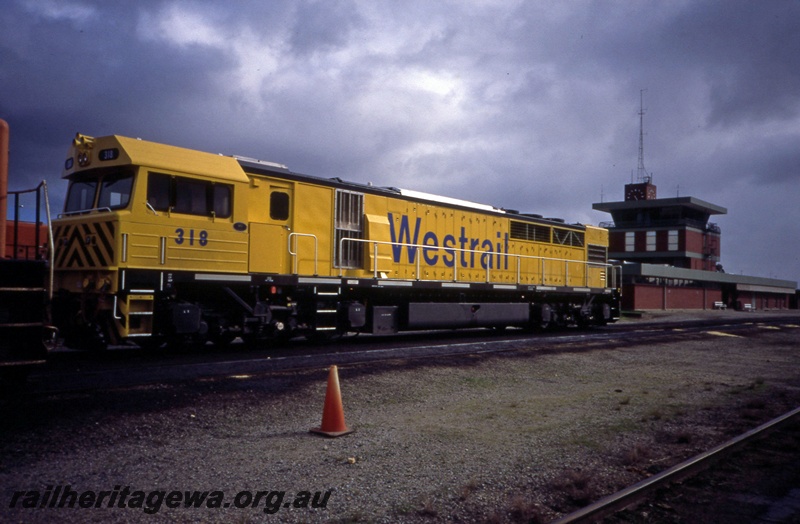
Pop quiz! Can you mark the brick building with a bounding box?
[593,179,796,311]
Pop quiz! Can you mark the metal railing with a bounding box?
[279,230,621,290]
[288,232,318,276]
[335,237,618,289]
[6,181,54,298]
[600,219,721,233]
[7,181,50,261]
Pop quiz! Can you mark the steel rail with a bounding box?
[25,315,795,397]
[551,405,800,523]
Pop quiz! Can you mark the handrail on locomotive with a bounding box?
[288,232,319,276]
[338,238,616,287]
[285,229,620,287]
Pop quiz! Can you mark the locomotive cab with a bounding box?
[53,134,252,349]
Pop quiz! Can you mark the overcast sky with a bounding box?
[2,0,798,283]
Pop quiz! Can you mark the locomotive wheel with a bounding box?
[83,320,109,352]
[531,303,554,331]
[208,318,237,347]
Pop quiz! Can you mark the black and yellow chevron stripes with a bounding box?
[53,221,115,268]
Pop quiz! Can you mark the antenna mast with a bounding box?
[637,89,651,183]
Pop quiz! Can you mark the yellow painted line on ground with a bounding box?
[782,324,800,329]
[758,325,781,330]
[705,331,743,338]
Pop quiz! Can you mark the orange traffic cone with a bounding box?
[310,365,353,437]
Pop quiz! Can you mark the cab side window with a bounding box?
[147,173,171,212]
[174,179,208,215]
[148,172,233,218]
[213,185,232,218]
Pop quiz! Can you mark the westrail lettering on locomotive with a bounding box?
[387,213,509,270]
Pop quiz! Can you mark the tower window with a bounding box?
[646,231,656,251]
[625,232,635,252]
[668,230,678,251]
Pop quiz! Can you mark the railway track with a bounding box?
[553,406,800,523]
[20,313,798,396]
[2,311,798,523]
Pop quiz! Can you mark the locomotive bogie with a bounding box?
[52,133,620,349]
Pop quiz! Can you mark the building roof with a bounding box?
[623,262,797,294]
[593,196,727,215]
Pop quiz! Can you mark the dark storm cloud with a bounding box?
[664,1,800,127]
[1,2,228,130]
[1,0,233,188]
[1,0,798,281]
[711,134,800,187]
[288,1,364,55]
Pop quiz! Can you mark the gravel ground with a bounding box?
[1,311,799,523]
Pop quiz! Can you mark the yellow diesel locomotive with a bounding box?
[51,133,619,349]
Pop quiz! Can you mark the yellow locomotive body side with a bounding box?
[242,178,607,288]
[245,175,335,276]
[241,178,602,286]
[358,194,600,287]
[52,133,620,349]
[584,225,611,289]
